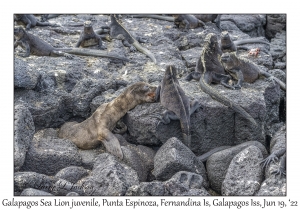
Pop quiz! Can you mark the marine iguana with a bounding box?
[40,14,60,22]
[130,14,220,28]
[185,32,233,90]
[195,33,257,126]
[154,65,201,148]
[193,14,221,28]
[220,52,286,91]
[173,14,206,31]
[109,14,157,64]
[220,31,270,53]
[75,21,108,49]
[59,82,157,159]
[261,126,286,177]
[261,148,286,177]
[14,14,58,30]
[14,26,129,62]
[197,145,231,162]
[129,14,175,22]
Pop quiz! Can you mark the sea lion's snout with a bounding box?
[147,92,156,101]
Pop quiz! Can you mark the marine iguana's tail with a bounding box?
[260,70,286,91]
[234,38,270,46]
[130,15,174,22]
[61,48,130,62]
[199,75,258,126]
[197,145,231,162]
[132,40,157,64]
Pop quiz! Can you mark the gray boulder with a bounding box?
[14,104,35,172]
[206,141,268,194]
[22,135,82,175]
[14,89,70,130]
[14,171,58,194]
[256,125,286,196]
[126,181,170,196]
[265,14,286,39]
[121,143,156,182]
[270,31,286,62]
[55,166,90,184]
[164,171,209,196]
[77,153,139,196]
[221,145,264,196]
[126,171,209,196]
[14,58,39,89]
[52,179,85,196]
[220,14,266,37]
[152,137,208,187]
[68,78,117,118]
[256,177,286,196]
[125,76,280,155]
[20,188,53,196]
[78,148,104,170]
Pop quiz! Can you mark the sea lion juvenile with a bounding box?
[58,82,157,159]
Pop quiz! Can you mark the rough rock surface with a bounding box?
[206,141,268,194]
[14,172,58,195]
[55,166,90,184]
[265,14,286,39]
[126,171,209,196]
[21,135,82,176]
[52,179,85,196]
[221,145,264,196]
[14,104,35,172]
[20,188,53,196]
[220,14,266,37]
[77,153,139,196]
[152,137,208,187]
[121,143,156,182]
[164,171,209,196]
[256,126,286,196]
[126,77,279,155]
[126,181,170,196]
[14,58,39,89]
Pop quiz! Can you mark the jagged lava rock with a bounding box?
[221,145,264,196]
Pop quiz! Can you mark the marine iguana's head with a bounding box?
[14,14,23,21]
[127,82,157,103]
[203,33,222,55]
[221,31,230,39]
[220,52,237,69]
[220,31,232,45]
[14,27,26,40]
[84,21,92,28]
[164,65,178,80]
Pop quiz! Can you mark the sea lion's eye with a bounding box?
[142,85,149,91]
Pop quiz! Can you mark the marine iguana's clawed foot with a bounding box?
[150,111,178,128]
[99,45,107,50]
[136,37,147,43]
[149,113,164,128]
[64,54,75,59]
[260,153,278,168]
[272,167,286,178]
[234,84,242,90]
[129,46,137,52]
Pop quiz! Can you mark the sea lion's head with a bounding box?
[128,82,157,103]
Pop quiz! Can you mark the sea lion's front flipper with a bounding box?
[100,129,124,160]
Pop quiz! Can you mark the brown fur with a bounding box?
[58,82,157,159]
